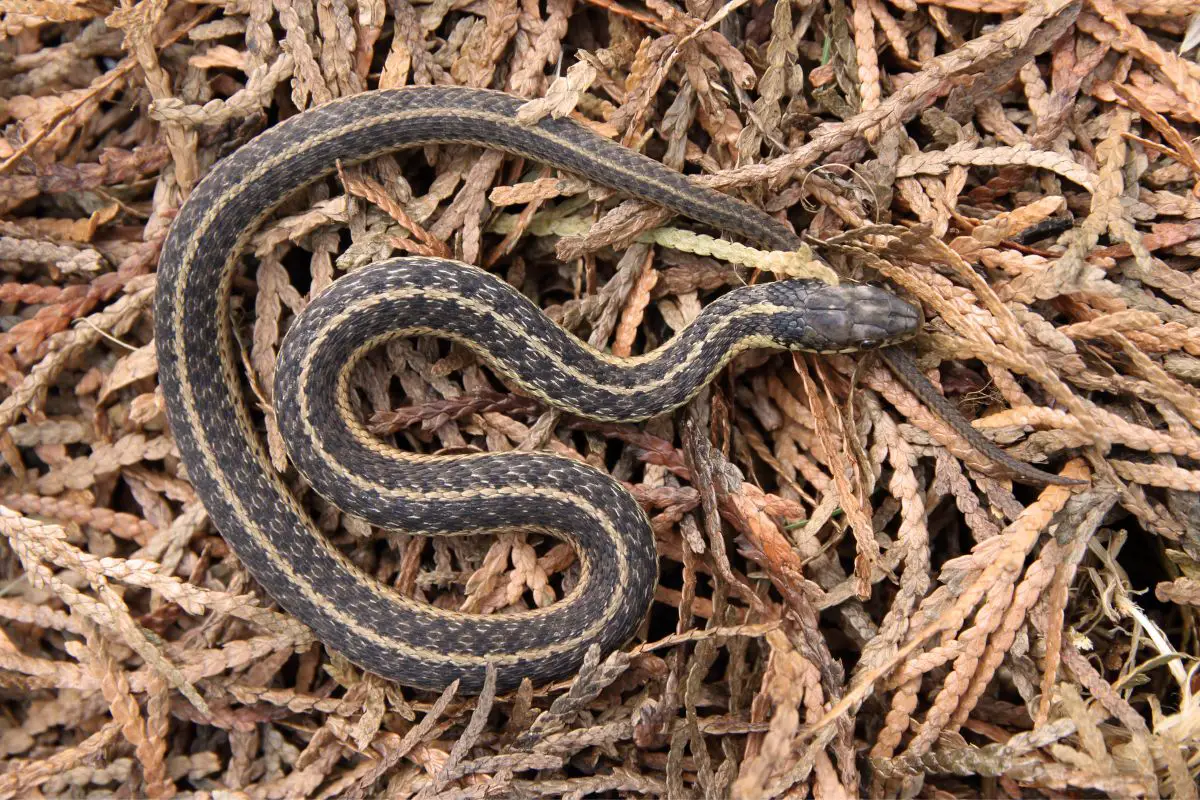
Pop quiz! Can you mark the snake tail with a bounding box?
[880,349,1085,487]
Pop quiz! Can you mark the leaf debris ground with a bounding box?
[2,0,1200,797]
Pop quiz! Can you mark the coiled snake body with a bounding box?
[156,87,1073,692]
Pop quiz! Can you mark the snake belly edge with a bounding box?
[159,86,942,692]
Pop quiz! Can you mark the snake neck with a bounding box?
[278,258,791,425]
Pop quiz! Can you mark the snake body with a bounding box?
[156,86,1073,692]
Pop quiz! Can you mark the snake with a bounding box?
[155,86,1081,693]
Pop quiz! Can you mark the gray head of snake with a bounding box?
[751,280,923,354]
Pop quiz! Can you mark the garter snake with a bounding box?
[155,86,1080,693]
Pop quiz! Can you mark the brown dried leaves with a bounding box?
[2,0,1199,796]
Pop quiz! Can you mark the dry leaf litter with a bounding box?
[1,0,1199,796]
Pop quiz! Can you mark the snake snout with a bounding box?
[843,286,923,350]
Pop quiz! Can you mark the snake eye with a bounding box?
[859,338,879,350]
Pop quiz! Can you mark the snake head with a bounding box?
[761,280,923,354]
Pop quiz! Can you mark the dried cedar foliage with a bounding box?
[2,0,1200,796]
